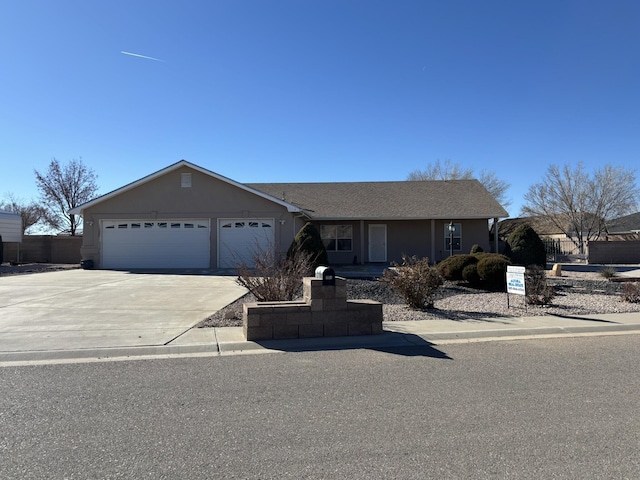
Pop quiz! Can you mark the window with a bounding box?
[144,222,154,228]
[444,223,462,252]
[321,225,352,251]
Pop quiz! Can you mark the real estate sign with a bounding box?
[506,265,526,296]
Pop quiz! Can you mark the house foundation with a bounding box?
[243,277,383,341]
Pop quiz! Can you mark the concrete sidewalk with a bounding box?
[3,311,640,365]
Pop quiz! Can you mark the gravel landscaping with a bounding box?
[199,270,640,328]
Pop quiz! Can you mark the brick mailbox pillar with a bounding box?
[243,276,383,341]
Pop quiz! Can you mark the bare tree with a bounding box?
[1,193,45,234]
[408,159,473,181]
[34,158,99,236]
[236,242,313,302]
[522,163,639,251]
[408,159,511,209]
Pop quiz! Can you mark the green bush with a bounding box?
[383,255,443,309]
[436,254,478,280]
[476,253,511,288]
[525,265,555,305]
[462,263,481,285]
[507,224,546,268]
[286,222,328,272]
[470,244,484,254]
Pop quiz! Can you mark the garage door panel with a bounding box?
[102,220,210,269]
[218,219,274,268]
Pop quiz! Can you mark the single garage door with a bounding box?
[218,218,275,268]
[102,220,210,269]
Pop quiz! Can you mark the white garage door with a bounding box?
[102,220,210,269]
[218,219,275,268]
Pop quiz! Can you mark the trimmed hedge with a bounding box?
[436,254,478,280]
[438,252,511,288]
[476,253,511,288]
[462,263,481,285]
[470,244,484,254]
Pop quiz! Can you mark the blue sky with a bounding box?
[2,0,639,218]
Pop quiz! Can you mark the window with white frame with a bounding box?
[444,223,462,251]
[321,225,352,251]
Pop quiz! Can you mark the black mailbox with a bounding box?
[315,266,335,286]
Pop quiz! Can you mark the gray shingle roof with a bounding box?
[248,180,508,220]
[608,212,640,233]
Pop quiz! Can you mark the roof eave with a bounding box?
[69,160,302,215]
[306,214,509,221]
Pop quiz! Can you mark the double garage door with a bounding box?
[101,218,274,269]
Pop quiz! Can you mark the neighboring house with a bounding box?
[0,210,22,263]
[0,210,22,243]
[606,212,640,239]
[69,160,508,269]
[495,216,567,241]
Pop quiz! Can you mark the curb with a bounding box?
[2,322,640,365]
[0,343,219,364]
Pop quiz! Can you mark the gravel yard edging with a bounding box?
[198,276,640,328]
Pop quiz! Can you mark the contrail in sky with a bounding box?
[120,51,164,62]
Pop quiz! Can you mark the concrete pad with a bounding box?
[0,269,247,353]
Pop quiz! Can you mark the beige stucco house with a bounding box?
[70,160,508,269]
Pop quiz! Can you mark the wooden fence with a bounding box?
[588,240,640,264]
[2,235,82,264]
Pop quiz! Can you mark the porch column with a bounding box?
[360,220,365,264]
[430,219,436,262]
[493,217,499,253]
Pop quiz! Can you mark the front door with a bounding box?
[368,224,387,262]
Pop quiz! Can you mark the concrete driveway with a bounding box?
[0,269,247,354]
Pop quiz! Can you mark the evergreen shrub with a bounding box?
[462,263,481,285]
[476,253,511,288]
[436,254,477,280]
[507,224,546,268]
[470,244,484,254]
[286,222,329,272]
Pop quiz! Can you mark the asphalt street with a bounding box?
[2,335,640,479]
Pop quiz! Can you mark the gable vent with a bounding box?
[181,173,192,188]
